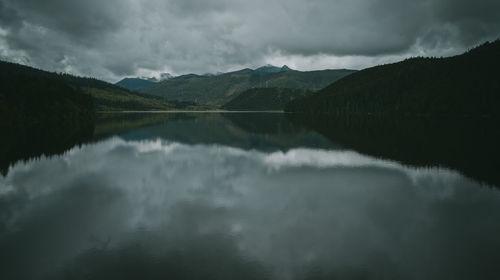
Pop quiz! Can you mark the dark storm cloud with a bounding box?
[0,1,20,28]
[0,0,499,81]
[430,0,500,44]
[5,0,123,41]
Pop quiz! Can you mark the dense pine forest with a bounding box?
[0,61,96,174]
[0,61,95,127]
[286,41,500,117]
[0,60,191,112]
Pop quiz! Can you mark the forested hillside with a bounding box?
[286,41,500,117]
[146,68,356,106]
[116,77,157,92]
[0,60,186,111]
[0,61,96,174]
[223,88,312,111]
[0,61,95,126]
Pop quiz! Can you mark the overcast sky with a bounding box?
[1,0,499,82]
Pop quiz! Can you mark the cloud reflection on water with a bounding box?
[1,137,500,280]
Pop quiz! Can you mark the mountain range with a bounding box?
[4,40,498,116]
[116,65,295,93]
[135,66,355,106]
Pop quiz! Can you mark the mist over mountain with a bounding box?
[116,65,295,92]
[116,73,174,91]
[1,0,499,81]
[254,65,293,74]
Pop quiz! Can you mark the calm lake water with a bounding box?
[1,113,499,280]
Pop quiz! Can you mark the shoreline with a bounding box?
[97,110,286,114]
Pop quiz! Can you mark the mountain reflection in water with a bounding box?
[1,113,499,280]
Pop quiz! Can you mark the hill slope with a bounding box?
[0,61,95,125]
[116,78,157,92]
[145,68,356,106]
[0,60,96,174]
[222,88,312,111]
[60,74,181,111]
[0,60,184,111]
[286,41,500,117]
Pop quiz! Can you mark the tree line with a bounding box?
[286,40,500,118]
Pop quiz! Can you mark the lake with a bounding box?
[1,113,499,280]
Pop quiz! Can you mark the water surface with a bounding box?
[1,113,499,280]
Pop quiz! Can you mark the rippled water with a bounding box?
[1,113,499,280]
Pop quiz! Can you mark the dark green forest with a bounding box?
[222,87,312,111]
[286,41,500,117]
[0,60,193,112]
[0,61,95,127]
[0,61,96,174]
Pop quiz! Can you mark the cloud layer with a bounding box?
[1,0,499,81]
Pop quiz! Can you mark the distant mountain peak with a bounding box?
[159,73,174,81]
[139,76,158,82]
[116,72,175,91]
[131,73,174,83]
[255,64,293,73]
